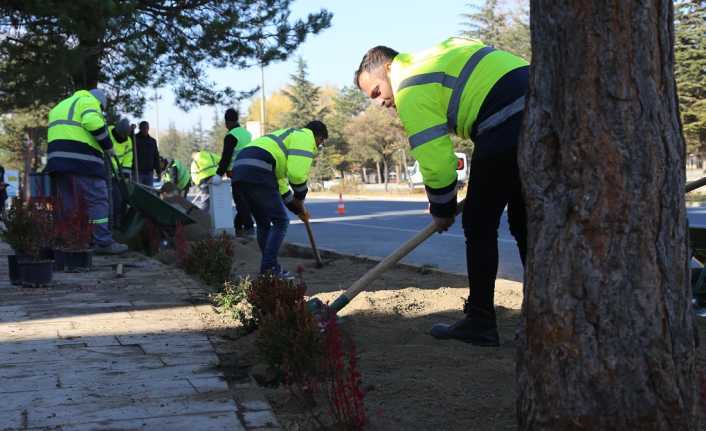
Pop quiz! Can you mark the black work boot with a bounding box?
[430,302,499,346]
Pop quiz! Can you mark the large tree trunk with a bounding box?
[517,1,697,430]
[376,161,382,184]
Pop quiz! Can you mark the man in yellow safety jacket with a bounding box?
[190,150,221,211]
[232,120,328,276]
[354,38,529,346]
[46,88,128,255]
[108,118,132,226]
[161,157,190,197]
[109,118,133,178]
[216,108,254,237]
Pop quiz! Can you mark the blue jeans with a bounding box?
[53,173,113,247]
[138,173,154,187]
[235,181,289,274]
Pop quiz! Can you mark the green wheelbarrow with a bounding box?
[110,157,196,244]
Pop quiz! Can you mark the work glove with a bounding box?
[209,175,222,185]
[433,215,455,233]
[288,198,305,215]
[298,208,311,223]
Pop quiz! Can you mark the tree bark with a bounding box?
[517,1,697,430]
[376,161,382,184]
[362,166,368,183]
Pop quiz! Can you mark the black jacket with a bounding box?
[134,133,161,174]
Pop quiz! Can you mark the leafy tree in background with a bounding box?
[246,90,293,131]
[0,107,49,168]
[344,105,406,190]
[0,1,333,115]
[675,0,706,155]
[325,86,370,175]
[282,57,328,127]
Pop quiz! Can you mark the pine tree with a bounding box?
[0,1,332,115]
[207,108,227,155]
[675,0,706,154]
[282,57,328,127]
[459,0,531,61]
[460,0,508,46]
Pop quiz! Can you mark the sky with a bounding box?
[139,0,475,135]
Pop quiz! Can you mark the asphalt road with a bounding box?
[284,199,706,283]
[285,198,524,281]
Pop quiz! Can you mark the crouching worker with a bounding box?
[161,157,190,197]
[190,150,221,211]
[232,121,328,277]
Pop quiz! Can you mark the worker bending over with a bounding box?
[355,38,528,346]
[161,157,190,197]
[190,150,221,211]
[232,121,328,276]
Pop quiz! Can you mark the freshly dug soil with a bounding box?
[201,238,706,431]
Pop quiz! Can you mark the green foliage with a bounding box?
[183,233,235,287]
[0,107,50,168]
[344,105,407,185]
[215,277,257,332]
[0,1,333,115]
[324,86,370,173]
[159,121,195,169]
[675,0,706,154]
[0,198,53,258]
[283,58,328,126]
[207,108,228,155]
[250,275,323,384]
[459,0,531,61]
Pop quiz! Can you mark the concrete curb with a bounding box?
[282,241,468,278]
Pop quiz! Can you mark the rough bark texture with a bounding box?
[516,1,698,430]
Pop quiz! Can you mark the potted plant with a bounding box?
[0,198,33,285]
[1,199,55,287]
[54,197,93,272]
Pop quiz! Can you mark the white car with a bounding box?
[407,152,469,188]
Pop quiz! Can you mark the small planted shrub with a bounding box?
[184,233,234,287]
[254,283,323,387]
[54,197,92,251]
[214,277,257,332]
[321,312,366,430]
[2,198,54,259]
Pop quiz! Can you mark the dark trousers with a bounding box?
[232,180,254,231]
[235,181,289,274]
[138,172,154,187]
[463,113,527,318]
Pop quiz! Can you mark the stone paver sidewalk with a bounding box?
[0,243,278,430]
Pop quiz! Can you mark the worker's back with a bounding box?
[46,90,109,177]
[190,151,221,185]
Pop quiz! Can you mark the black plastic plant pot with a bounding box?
[19,260,53,287]
[63,249,93,272]
[39,248,54,260]
[52,249,65,271]
[7,255,21,286]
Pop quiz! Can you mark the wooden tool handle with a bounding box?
[304,218,324,268]
[686,177,706,193]
[330,199,465,312]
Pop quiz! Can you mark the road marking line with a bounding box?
[292,220,517,244]
[290,209,428,224]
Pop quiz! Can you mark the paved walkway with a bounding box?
[0,243,278,430]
